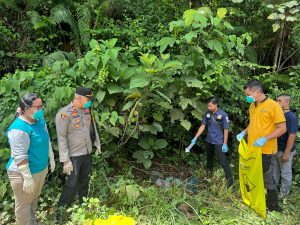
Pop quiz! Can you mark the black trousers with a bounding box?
[206,143,233,186]
[262,154,279,209]
[58,154,92,207]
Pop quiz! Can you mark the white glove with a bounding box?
[49,142,56,172]
[95,146,101,156]
[18,164,35,194]
[63,161,73,175]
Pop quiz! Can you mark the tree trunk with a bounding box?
[273,22,285,72]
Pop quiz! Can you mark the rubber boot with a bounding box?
[266,189,282,212]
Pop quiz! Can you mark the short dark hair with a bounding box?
[207,97,218,105]
[277,93,291,98]
[244,80,263,92]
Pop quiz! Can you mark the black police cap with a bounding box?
[75,86,95,101]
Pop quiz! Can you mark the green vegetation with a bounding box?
[1,0,300,224]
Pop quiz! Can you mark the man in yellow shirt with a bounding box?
[237,80,286,212]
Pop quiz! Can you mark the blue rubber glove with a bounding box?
[222,144,228,153]
[236,130,246,142]
[253,137,267,147]
[191,137,197,145]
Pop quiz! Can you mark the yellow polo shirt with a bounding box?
[248,98,285,154]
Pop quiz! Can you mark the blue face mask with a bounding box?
[32,109,44,120]
[83,101,92,109]
[245,96,255,103]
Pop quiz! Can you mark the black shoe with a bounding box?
[267,205,283,212]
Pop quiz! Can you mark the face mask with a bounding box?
[21,98,44,120]
[245,96,255,103]
[83,100,92,109]
[245,88,261,104]
[32,109,45,120]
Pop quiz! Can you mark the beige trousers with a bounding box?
[7,168,48,225]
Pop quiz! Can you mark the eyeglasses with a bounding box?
[31,105,43,110]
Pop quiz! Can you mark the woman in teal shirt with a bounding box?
[6,93,55,225]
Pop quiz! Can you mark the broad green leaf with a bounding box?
[122,101,135,111]
[170,108,184,123]
[118,116,125,125]
[197,7,212,17]
[107,38,118,48]
[179,96,192,110]
[285,1,298,8]
[143,159,152,169]
[138,138,151,150]
[145,68,160,74]
[212,40,223,55]
[143,150,154,159]
[129,76,150,89]
[124,184,140,204]
[109,111,118,126]
[277,7,285,13]
[133,150,145,161]
[105,97,116,107]
[141,123,162,135]
[153,122,163,132]
[159,101,173,110]
[108,47,121,60]
[139,53,156,66]
[126,91,141,99]
[183,9,197,26]
[232,0,243,3]
[107,84,124,94]
[272,23,280,32]
[206,40,223,55]
[286,16,297,21]
[266,4,274,9]
[0,183,7,199]
[155,90,171,103]
[153,113,164,122]
[156,37,176,53]
[217,8,227,19]
[183,31,197,43]
[223,21,233,29]
[193,13,208,27]
[228,35,237,42]
[191,109,203,120]
[107,126,120,137]
[289,8,299,14]
[180,119,191,131]
[184,77,203,89]
[163,60,182,70]
[267,13,279,20]
[100,112,110,122]
[278,14,285,20]
[96,91,106,103]
[169,19,185,32]
[89,39,99,49]
[154,139,168,150]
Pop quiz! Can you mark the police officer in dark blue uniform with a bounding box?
[191,97,233,187]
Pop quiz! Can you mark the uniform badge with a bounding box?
[71,111,77,117]
[226,117,229,123]
[206,114,211,118]
[217,115,222,120]
[84,108,90,114]
[60,113,67,119]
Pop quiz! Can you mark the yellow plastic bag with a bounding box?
[239,139,266,218]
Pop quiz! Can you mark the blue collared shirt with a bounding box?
[202,109,229,145]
